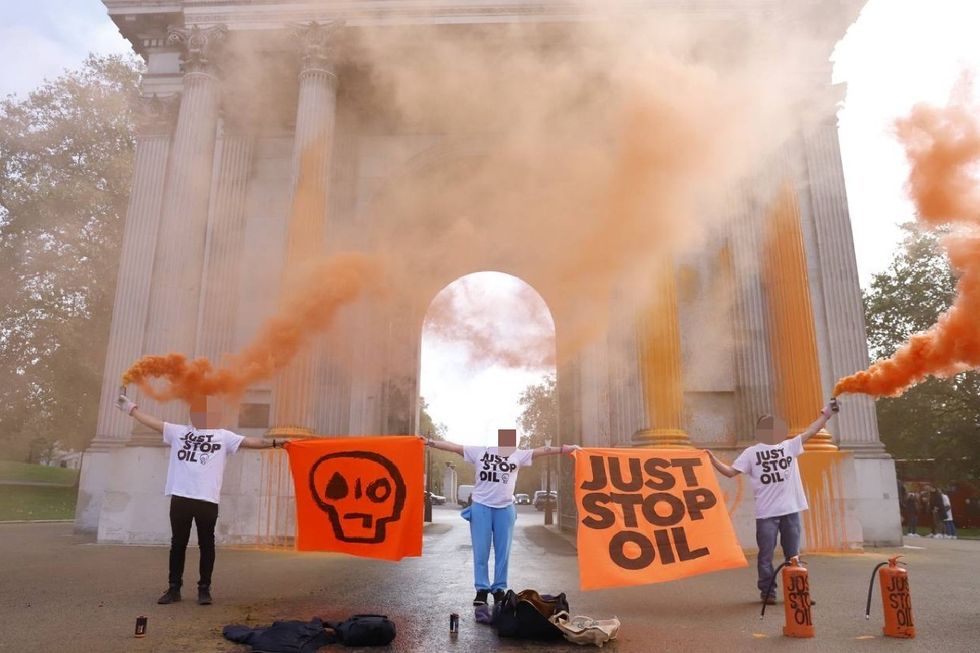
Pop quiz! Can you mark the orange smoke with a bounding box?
[835,90,980,397]
[122,253,383,401]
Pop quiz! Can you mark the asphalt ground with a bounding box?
[1,505,978,652]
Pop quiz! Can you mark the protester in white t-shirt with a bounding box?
[706,399,839,605]
[425,435,578,607]
[116,393,281,606]
[942,491,957,539]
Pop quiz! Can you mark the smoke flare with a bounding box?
[835,88,980,397]
[122,253,383,401]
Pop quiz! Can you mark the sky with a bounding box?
[2,1,979,445]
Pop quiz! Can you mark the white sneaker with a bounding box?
[927,534,935,538]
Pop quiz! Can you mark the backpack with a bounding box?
[327,614,396,647]
[494,589,569,640]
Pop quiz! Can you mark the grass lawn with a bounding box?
[0,459,78,485]
[0,485,77,521]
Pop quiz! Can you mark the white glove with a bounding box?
[115,395,138,416]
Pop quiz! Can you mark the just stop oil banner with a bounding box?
[285,436,424,561]
[573,448,746,590]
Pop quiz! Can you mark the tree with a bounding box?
[864,225,980,482]
[0,54,141,460]
[517,373,557,448]
[515,374,559,496]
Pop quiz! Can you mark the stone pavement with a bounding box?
[1,506,978,652]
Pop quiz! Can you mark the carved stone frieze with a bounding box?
[167,25,228,75]
[290,20,344,73]
[132,93,180,136]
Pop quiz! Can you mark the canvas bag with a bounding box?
[493,589,569,640]
[549,611,621,647]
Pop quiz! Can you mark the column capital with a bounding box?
[290,20,344,74]
[167,24,228,76]
[132,93,180,136]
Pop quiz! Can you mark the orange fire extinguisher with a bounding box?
[760,556,814,638]
[866,555,915,638]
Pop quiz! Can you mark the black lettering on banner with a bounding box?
[580,454,719,571]
[642,458,675,490]
[581,493,616,529]
[609,531,655,570]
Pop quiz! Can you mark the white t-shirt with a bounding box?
[942,493,952,521]
[732,434,808,520]
[162,423,245,504]
[463,446,535,509]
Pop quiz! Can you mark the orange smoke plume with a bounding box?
[122,253,383,401]
[835,89,980,397]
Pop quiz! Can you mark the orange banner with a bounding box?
[286,436,424,561]
[574,449,746,590]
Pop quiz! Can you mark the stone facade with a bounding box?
[79,0,901,549]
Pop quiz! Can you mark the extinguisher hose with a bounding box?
[865,561,890,619]
[760,561,792,620]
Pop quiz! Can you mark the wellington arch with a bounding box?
[78,0,902,550]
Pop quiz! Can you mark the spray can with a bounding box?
[135,616,148,638]
[449,613,459,633]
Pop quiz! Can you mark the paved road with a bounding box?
[1,505,978,652]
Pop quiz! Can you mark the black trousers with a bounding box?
[168,495,219,588]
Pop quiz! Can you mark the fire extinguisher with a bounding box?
[865,555,915,638]
[760,556,814,638]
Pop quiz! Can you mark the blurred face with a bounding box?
[755,415,788,445]
[189,395,224,430]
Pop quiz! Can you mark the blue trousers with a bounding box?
[468,502,517,591]
[756,512,801,596]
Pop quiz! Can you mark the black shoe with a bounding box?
[157,585,181,604]
[473,590,489,606]
[197,586,212,605]
[492,589,506,604]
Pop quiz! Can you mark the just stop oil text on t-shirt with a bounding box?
[463,446,534,508]
[732,434,808,519]
[162,423,245,504]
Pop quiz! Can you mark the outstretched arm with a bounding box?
[800,399,839,444]
[706,450,741,478]
[241,437,277,449]
[424,437,464,455]
[116,395,164,434]
[531,444,580,461]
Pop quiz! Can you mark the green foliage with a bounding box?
[0,54,141,460]
[864,226,980,481]
[0,485,77,521]
[0,460,78,485]
[517,373,557,448]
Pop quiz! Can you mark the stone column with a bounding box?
[74,95,178,531]
[270,21,343,437]
[802,120,884,455]
[762,182,835,450]
[632,261,691,448]
[196,120,254,365]
[728,187,776,442]
[139,25,227,430]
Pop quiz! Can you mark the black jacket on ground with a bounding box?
[223,619,336,653]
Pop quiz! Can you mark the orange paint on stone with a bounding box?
[762,183,835,450]
[798,452,859,553]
